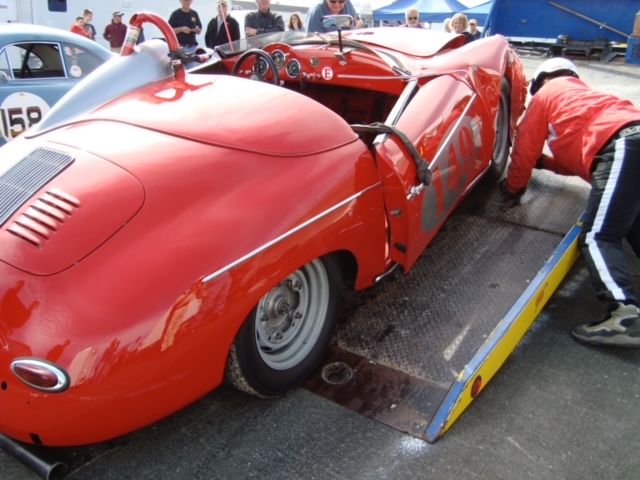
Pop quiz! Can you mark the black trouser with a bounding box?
[579,127,640,310]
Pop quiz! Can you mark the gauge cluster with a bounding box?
[254,57,269,77]
[251,47,310,80]
[272,50,286,70]
[285,59,301,79]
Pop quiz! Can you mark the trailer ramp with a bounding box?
[305,170,588,442]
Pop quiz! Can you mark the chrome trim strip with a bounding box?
[375,262,400,283]
[202,185,378,283]
[337,69,468,82]
[430,93,477,167]
[386,79,418,126]
[372,80,418,147]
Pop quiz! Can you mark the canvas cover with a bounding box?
[373,0,492,24]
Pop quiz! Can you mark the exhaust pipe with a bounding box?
[0,434,68,480]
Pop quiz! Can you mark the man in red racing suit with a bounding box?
[503,58,640,347]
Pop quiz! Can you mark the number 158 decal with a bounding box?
[0,92,51,144]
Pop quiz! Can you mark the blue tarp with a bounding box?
[483,0,634,42]
[461,1,493,22]
[373,0,492,24]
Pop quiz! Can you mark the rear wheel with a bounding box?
[226,255,343,397]
[485,78,511,181]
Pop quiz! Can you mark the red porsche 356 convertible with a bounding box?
[0,13,527,447]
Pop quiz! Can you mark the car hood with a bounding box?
[0,139,145,275]
[94,75,358,155]
[30,72,358,157]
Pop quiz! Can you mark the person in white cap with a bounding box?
[205,0,240,49]
[103,11,127,52]
[469,18,481,40]
[502,57,640,348]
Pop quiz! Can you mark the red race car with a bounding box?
[0,13,527,446]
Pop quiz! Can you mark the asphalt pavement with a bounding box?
[2,54,640,480]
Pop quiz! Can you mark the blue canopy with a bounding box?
[374,0,492,24]
[461,1,492,22]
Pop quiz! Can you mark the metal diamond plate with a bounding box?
[333,174,589,387]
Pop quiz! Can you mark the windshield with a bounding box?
[215,28,467,64]
[216,31,336,57]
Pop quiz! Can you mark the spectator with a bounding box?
[403,8,423,28]
[451,12,474,44]
[70,16,89,38]
[443,17,452,33]
[205,0,240,49]
[244,0,284,37]
[83,8,96,40]
[469,18,481,40]
[168,0,203,49]
[103,11,127,53]
[288,12,304,31]
[502,57,640,348]
[306,0,357,33]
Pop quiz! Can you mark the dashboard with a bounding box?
[228,42,405,96]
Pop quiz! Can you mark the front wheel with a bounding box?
[226,255,343,397]
[485,78,512,182]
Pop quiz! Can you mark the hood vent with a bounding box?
[0,148,74,227]
[8,189,81,248]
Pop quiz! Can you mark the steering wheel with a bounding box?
[231,48,279,86]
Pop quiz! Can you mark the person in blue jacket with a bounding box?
[306,0,357,33]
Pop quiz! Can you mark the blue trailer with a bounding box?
[483,0,638,43]
[373,1,639,62]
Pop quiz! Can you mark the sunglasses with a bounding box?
[408,17,417,20]
[329,0,346,4]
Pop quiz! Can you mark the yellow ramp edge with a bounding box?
[425,216,584,442]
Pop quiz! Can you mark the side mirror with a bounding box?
[321,15,353,30]
[0,71,9,83]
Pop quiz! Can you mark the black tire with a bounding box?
[225,255,343,397]
[484,78,511,182]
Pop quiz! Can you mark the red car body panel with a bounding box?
[0,23,526,446]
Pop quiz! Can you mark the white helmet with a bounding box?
[530,57,579,96]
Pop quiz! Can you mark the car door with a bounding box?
[0,41,85,146]
[374,74,495,271]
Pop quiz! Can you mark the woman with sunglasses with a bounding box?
[305,0,358,33]
[403,8,423,28]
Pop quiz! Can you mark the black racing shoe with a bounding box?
[571,303,640,347]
